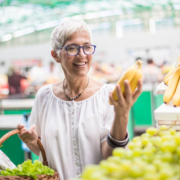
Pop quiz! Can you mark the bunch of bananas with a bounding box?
[163,56,180,86]
[109,60,143,104]
[163,56,180,107]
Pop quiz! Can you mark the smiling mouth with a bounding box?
[73,62,87,66]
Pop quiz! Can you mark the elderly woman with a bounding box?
[18,20,142,180]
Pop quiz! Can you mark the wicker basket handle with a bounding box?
[0,129,48,166]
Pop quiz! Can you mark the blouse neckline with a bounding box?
[50,84,107,103]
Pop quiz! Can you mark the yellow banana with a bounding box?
[163,62,180,82]
[164,74,172,85]
[130,63,143,93]
[173,78,180,107]
[163,67,180,104]
[109,60,143,104]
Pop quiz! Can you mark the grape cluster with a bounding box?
[81,126,180,180]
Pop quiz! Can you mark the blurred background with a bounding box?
[0,0,180,165]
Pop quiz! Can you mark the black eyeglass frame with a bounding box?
[57,45,97,56]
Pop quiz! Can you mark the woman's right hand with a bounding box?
[17,124,38,145]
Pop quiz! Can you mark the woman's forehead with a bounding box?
[63,30,91,46]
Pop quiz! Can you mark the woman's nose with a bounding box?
[78,47,86,57]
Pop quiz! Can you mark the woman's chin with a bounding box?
[73,72,88,78]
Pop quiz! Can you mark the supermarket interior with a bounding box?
[0,0,180,179]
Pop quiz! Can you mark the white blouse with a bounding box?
[29,83,116,180]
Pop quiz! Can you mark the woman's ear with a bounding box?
[51,50,61,63]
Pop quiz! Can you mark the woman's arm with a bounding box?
[17,124,40,156]
[102,79,142,159]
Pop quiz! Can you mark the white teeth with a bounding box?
[74,62,86,65]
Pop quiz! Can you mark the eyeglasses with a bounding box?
[58,45,96,56]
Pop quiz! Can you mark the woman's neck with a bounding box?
[64,76,89,96]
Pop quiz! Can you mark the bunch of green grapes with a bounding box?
[80,126,180,180]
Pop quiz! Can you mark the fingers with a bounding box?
[109,92,119,106]
[133,79,142,102]
[124,80,132,102]
[115,84,125,104]
[18,125,37,137]
[17,124,25,130]
[29,125,36,134]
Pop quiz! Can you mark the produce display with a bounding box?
[80,126,180,180]
[163,55,180,106]
[0,160,54,179]
[109,60,143,105]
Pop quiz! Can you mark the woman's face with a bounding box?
[58,30,93,78]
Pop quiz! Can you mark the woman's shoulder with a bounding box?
[35,84,52,99]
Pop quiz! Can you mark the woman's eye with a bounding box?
[68,47,76,51]
[85,46,91,49]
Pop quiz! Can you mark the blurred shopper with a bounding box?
[46,61,61,84]
[0,73,8,98]
[28,60,47,86]
[142,58,163,83]
[17,20,142,180]
[7,67,27,96]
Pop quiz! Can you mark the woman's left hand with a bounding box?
[109,79,142,120]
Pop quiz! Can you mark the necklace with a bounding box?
[63,78,89,101]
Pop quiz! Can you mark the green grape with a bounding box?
[161,152,173,162]
[160,125,168,130]
[169,128,176,135]
[127,141,136,150]
[144,173,160,180]
[172,154,179,163]
[146,143,156,153]
[81,165,101,179]
[136,141,142,148]
[132,136,141,142]
[152,159,163,170]
[161,135,173,142]
[159,130,171,137]
[176,146,180,157]
[150,136,162,147]
[144,164,157,174]
[142,148,153,156]
[107,156,121,164]
[135,178,144,180]
[141,155,151,163]
[124,150,133,159]
[87,171,106,180]
[99,161,120,173]
[174,135,180,145]
[141,137,149,146]
[129,164,143,177]
[112,148,125,158]
[159,168,175,180]
[132,148,141,157]
[141,133,150,138]
[109,171,123,179]
[161,140,177,153]
[120,160,131,171]
[146,127,159,136]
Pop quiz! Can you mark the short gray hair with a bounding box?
[50,19,92,54]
